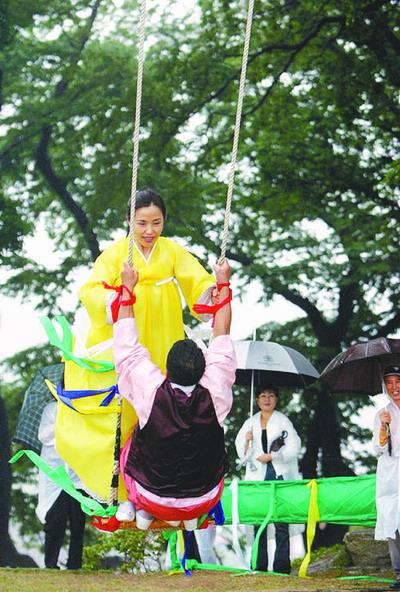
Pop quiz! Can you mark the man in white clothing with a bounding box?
[373,366,400,590]
[37,401,85,569]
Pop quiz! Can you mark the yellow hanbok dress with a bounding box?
[56,236,215,501]
[80,235,214,371]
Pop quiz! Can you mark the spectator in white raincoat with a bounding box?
[373,365,400,590]
[235,386,303,574]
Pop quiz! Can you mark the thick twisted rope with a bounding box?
[109,0,147,508]
[108,397,122,507]
[219,0,255,261]
[127,0,148,268]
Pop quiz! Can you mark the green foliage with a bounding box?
[83,529,164,573]
[291,543,351,570]
[384,159,400,188]
[2,0,398,332]
[0,193,31,263]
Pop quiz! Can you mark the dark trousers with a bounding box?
[44,490,85,569]
[254,522,290,573]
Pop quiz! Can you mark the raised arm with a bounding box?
[199,258,236,424]
[212,258,232,338]
[117,262,139,321]
[114,262,164,427]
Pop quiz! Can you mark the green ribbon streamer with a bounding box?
[41,316,115,373]
[231,570,289,577]
[183,561,252,573]
[169,559,254,574]
[337,576,395,582]
[250,481,276,570]
[164,531,179,569]
[9,449,115,517]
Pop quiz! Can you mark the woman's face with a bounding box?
[133,204,164,251]
[256,390,278,413]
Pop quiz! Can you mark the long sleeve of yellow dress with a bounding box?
[79,237,127,347]
[169,240,215,320]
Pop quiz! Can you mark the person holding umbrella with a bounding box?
[235,386,302,574]
[373,366,400,590]
[321,338,400,588]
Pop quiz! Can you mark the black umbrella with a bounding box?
[320,337,400,395]
[234,340,320,388]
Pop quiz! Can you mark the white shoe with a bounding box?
[136,509,154,530]
[165,520,180,527]
[183,518,197,531]
[115,501,135,522]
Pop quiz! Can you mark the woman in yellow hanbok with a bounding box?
[57,189,215,501]
[79,190,214,372]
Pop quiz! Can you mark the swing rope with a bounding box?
[108,0,147,508]
[219,0,255,261]
[127,0,148,268]
[108,396,122,506]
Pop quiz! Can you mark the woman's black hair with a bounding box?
[256,385,279,398]
[126,188,166,220]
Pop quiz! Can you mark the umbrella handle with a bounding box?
[386,422,392,456]
[238,438,257,470]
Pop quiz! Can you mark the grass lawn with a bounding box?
[0,568,395,592]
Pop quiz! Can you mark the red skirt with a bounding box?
[120,437,224,521]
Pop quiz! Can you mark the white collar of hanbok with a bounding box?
[132,239,158,264]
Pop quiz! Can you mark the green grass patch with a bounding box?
[0,567,394,592]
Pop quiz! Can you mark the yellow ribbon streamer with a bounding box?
[298,479,320,578]
[178,530,185,557]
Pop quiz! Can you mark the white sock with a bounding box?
[183,518,198,531]
[115,500,135,522]
[136,509,154,530]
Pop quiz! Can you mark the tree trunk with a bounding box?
[0,396,37,567]
[300,386,354,479]
[299,384,354,548]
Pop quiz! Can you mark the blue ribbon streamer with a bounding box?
[181,500,225,576]
[181,533,193,577]
[208,500,225,525]
[56,383,119,411]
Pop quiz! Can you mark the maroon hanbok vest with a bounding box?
[125,379,228,498]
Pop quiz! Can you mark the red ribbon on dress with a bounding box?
[102,282,136,322]
[192,288,232,316]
